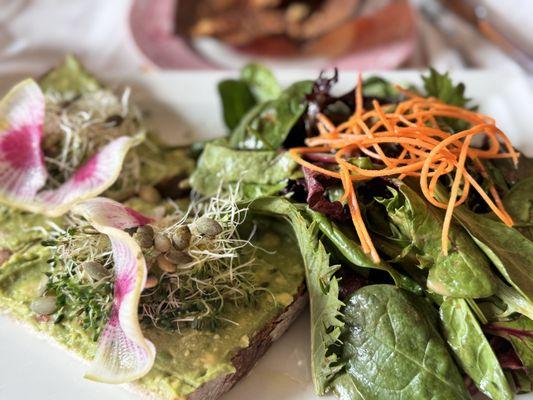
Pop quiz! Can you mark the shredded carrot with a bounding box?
[355,73,364,119]
[442,135,473,254]
[289,77,518,261]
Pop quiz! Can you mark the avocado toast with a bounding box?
[0,199,306,399]
[0,59,306,399]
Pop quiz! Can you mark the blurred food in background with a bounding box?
[130,0,417,69]
[186,0,366,56]
[187,0,416,58]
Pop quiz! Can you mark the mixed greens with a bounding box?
[190,65,533,399]
[0,56,532,399]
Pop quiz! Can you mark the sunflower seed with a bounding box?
[154,233,171,253]
[172,226,191,250]
[138,224,154,237]
[157,254,177,273]
[144,275,158,289]
[195,217,222,237]
[135,233,153,249]
[165,249,193,265]
[135,225,154,248]
[82,261,109,281]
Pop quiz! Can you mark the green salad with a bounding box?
[190,64,533,399]
[0,58,532,400]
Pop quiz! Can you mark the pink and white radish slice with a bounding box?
[72,197,156,383]
[0,79,142,216]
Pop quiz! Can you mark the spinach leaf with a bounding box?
[308,210,422,294]
[189,142,296,199]
[486,316,533,372]
[250,197,343,394]
[39,55,101,95]
[218,79,256,129]
[240,63,281,102]
[228,80,313,150]
[440,298,513,400]
[503,177,533,240]
[332,373,364,400]
[452,205,533,302]
[380,182,497,298]
[339,284,470,400]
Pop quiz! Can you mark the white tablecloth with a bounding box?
[0,0,145,76]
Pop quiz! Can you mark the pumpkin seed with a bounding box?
[154,233,171,253]
[139,185,161,204]
[138,224,154,237]
[172,226,191,250]
[157,254,177,273]
[135,225,154,248]
[135,233,153,249]
[165,248,193,265]
[30,296,57,315]
[144,275,158,289]
[82,261,109,281]
[195,217,222,237]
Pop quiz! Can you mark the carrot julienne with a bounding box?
[289,75,518,262]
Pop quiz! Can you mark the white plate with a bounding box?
[0,70,532,400]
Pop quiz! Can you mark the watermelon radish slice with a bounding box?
[73,198,156,383]
[0,79,142,216]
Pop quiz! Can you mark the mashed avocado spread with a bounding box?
[0,206,304,399]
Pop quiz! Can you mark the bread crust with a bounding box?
[0,283,307,400]
[189,285,307,400]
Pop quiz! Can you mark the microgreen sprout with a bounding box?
[42,87,144,193]
[42,185,261,337]
[42,216,114,341]
[140,185,260,331]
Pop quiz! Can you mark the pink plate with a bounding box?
[129,0,418,70]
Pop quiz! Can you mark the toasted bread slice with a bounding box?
[0,281,307,400]
[0,208,307,399]
[130,286,307,400]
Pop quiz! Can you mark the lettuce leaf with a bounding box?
[422,68,474,131]
[239,63,281,103]
[452,205,533,303]
[503,177,533,241]
[250,197,343,394]
[307,209,422,294]
[189,142,296,199]
[440,298,513,400]
[379,182,497,298]
[218,79,256,129]
[39,55,101,95]
[422,68,470,108]
[486,316,533,373]
[228,80,313,150]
